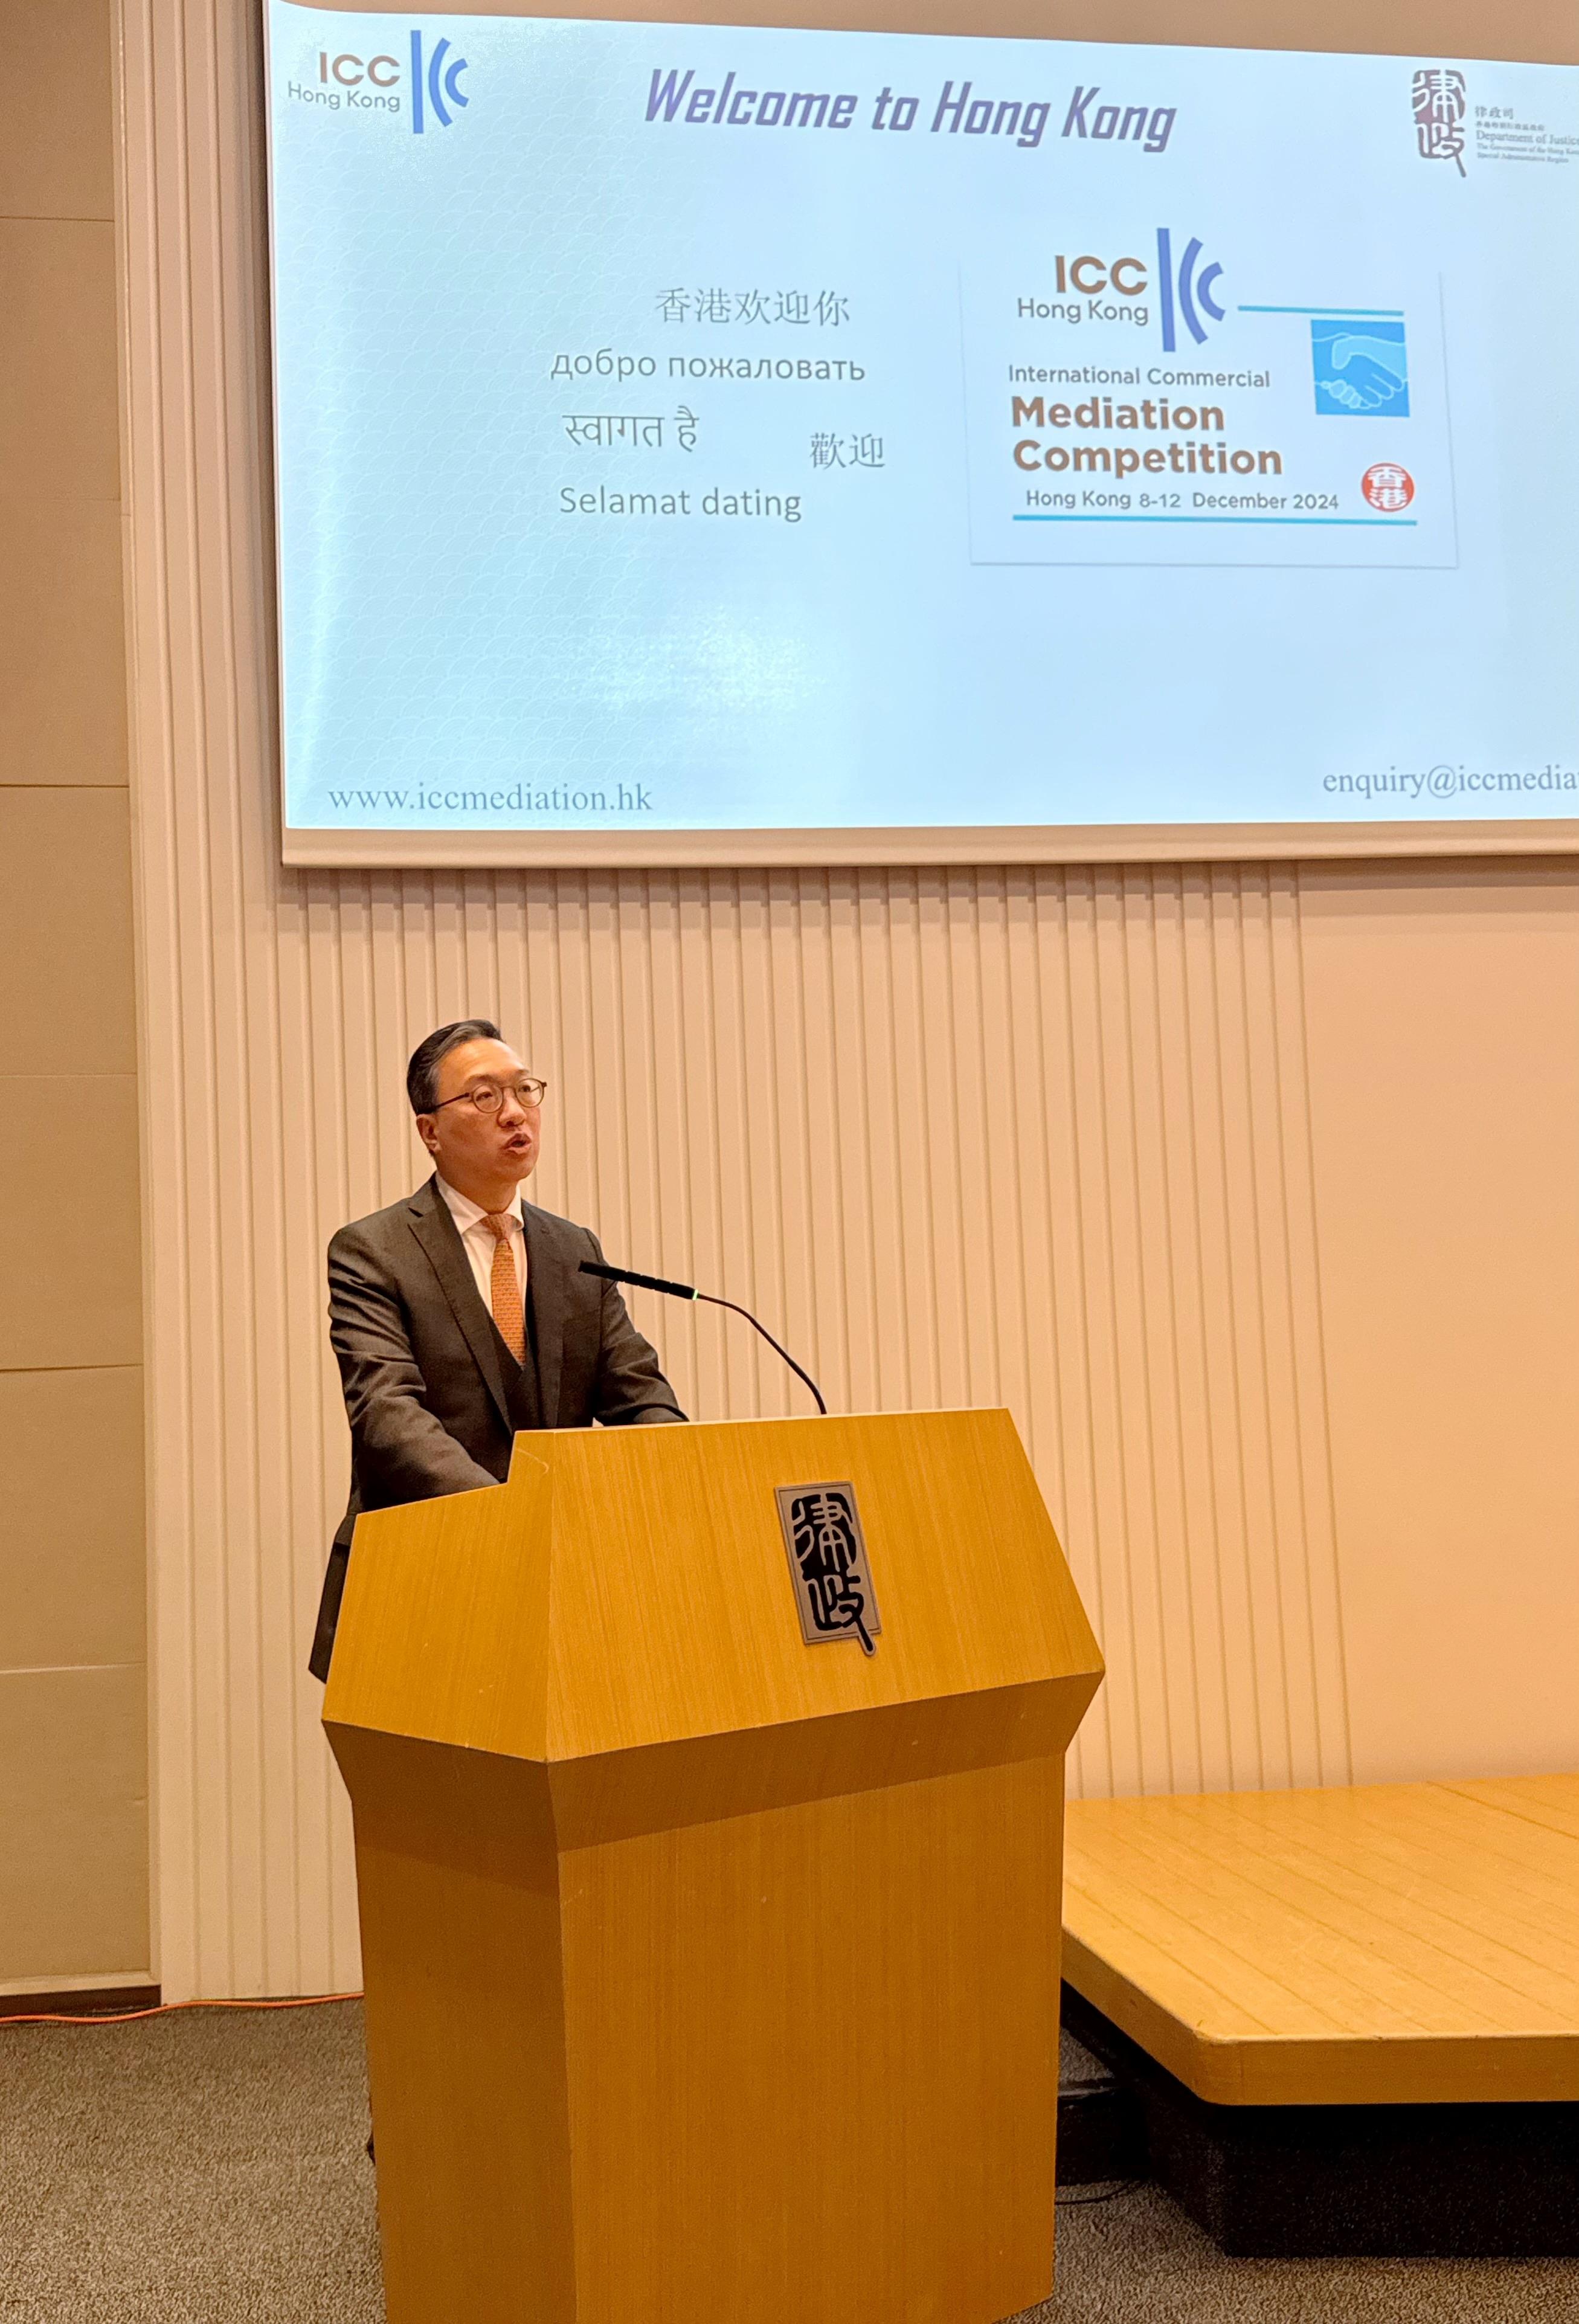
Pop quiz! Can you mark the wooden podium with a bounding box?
[324,1409,1102,2324]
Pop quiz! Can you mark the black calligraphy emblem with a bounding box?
[776,1483,881,1656]
[1412,68,1467,176]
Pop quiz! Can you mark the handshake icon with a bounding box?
[1311,317,1410,417]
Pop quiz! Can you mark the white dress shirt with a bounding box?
[437,1176,528,1313]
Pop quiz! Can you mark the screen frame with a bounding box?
[265,1,1579,869]
[280,820,1579,868]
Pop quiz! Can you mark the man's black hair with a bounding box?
[405,1019,504,1115]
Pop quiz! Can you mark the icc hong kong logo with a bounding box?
[303,28,468,132]
[410,30,468,132]
[1362,463,1415,512]
[776,1482,881,1656]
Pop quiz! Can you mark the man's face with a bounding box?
[416,1036,541,1192]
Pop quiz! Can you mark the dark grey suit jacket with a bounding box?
[310,1174,683,1678]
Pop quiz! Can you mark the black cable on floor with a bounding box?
[1056,2179,1144,2207]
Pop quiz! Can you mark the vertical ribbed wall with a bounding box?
[156,868,1357,2002]
[120,0,1351,1999]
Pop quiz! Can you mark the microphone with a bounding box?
[581,1260,699,1302]
[579,1258,828,1416]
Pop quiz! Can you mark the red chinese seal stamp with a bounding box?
[1361,463,1415,512]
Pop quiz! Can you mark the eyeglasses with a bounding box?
[430,1075,548,1117]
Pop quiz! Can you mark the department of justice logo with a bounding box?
[1412,67,1468,176]
[775,1482,881,1656]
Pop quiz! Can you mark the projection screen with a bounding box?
[263,2,1579,863]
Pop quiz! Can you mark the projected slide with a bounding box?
[265,8,1579,846]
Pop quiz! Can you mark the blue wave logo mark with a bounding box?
[1311,317,1409,416]
[1156,228,1224,353]
[410,28,468,134]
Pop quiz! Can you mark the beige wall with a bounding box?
[1301,864,1579,1780]
[118,0,1579,2002]
[0,0,149,1989]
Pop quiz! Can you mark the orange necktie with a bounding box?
[483,1211,526,1363]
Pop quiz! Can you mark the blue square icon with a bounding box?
[1311,317,1409,416]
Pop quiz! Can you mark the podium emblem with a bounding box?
[775,1482,881,1656]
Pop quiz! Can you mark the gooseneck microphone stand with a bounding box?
[578,1260,828,1415]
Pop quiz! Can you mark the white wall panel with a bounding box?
[119,0,1357,1998]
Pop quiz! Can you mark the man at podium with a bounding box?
[309,1017,684,1678]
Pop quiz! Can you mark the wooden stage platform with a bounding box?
[1063,1773,1579,2107]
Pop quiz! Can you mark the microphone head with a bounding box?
[580,1257,699,1301]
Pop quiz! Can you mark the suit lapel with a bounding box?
[407,1177,513,1433]
[522,1203,565,1428]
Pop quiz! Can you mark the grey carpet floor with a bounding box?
[1,2001,1576,2322]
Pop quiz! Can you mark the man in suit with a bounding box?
[310,1017,683,1678]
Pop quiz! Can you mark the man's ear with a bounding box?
[416,1114,440,1159]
